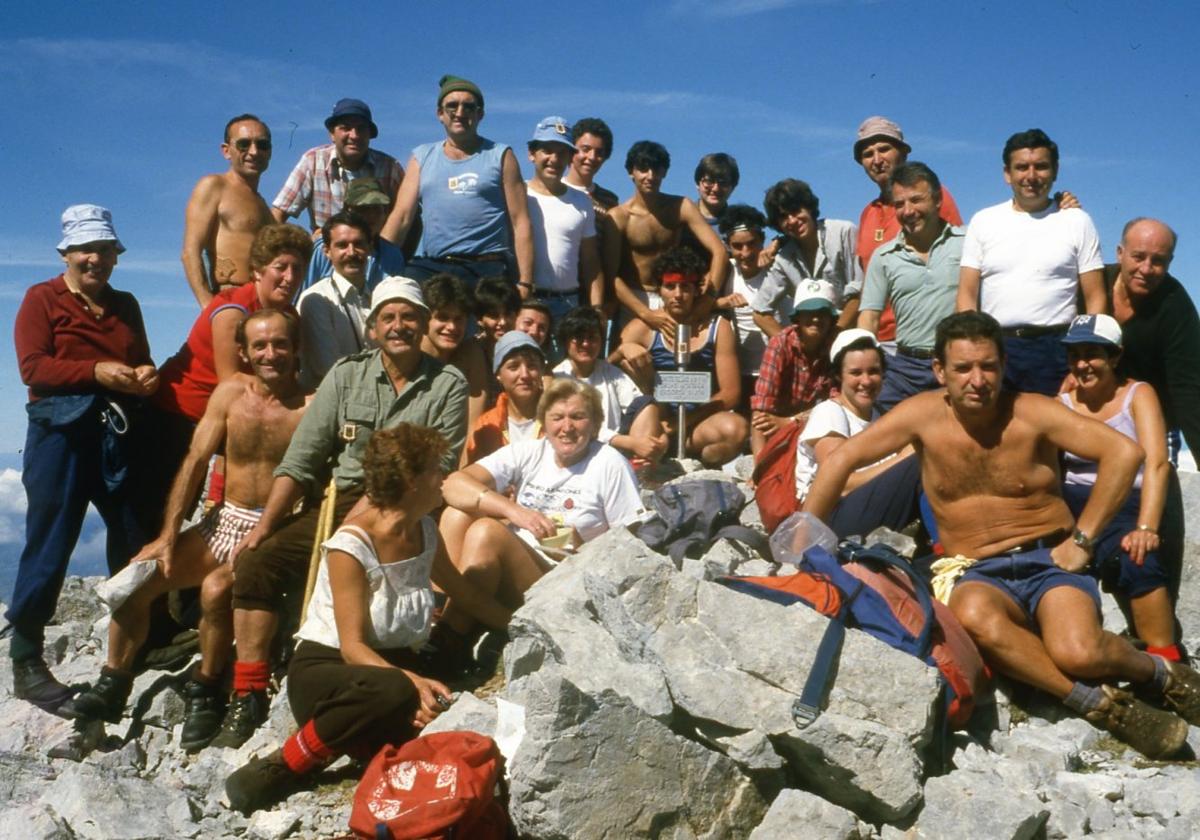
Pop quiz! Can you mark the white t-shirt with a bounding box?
[794,399,871,501]
[552,359,643,443]
[508,416,539,443]
[960,200,1104,327]
[722,259,771,376]
[296,520,437,652]
[476,438,644,543]
[527,186,597,292]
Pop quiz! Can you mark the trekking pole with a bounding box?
[675,322,691,461]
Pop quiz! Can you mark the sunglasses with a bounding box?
[442,101,479,115]
[233,138,272,151]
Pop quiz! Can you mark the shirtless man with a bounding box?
[802,311,1200,759]
[182,114,274,305]
[607,140,728,332]
[65,309,309,752]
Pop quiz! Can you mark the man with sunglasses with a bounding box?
[380,75,533,293]
[182,114,276,306]
[271,98,404,239]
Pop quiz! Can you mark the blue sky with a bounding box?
[0,0,1197,462]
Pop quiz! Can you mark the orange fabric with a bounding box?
[464,392,543,464]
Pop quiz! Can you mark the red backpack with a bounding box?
[753,420,804,533]
[349,731,509,840]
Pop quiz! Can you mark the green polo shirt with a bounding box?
[275,350,468,494]
[860,223,965,351]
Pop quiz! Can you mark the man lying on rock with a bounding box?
[64,310,310,751]
[803,310,1200,759]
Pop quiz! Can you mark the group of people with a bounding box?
[10,71,1200,814]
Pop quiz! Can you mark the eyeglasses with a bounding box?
[442,101,479,115]
[233,138,272,151]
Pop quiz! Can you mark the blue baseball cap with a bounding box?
[1061,314,1122,349]
[493,329,545,374]
[529,116,575,150]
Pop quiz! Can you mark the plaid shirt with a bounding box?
[272,145,404,229]
[750,325,834,415]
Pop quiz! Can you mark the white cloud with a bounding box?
[0,468,26,517]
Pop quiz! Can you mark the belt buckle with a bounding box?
[791,699,820,729]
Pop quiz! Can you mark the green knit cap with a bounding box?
[438,75,484,108]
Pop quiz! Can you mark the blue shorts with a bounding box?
[1062,484,1171,599]
[960,547,1101,624]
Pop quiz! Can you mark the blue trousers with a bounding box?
[403,256,510,294]
[876,351,939,414]
[6,411,150,653]
[1002,334,1067,396]
[828,454,922,540]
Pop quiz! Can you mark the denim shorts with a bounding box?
[960,547,1101,624]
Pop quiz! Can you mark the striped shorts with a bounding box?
[196,501,263,565]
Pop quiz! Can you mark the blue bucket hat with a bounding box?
[56,204,125,254]
[325,98,378,138]
[492,329,545,374]
[528,116,576,151]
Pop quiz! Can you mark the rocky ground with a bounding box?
[1,467,1199,839]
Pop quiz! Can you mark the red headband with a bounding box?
[660,271,700,286]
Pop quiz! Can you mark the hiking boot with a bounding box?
[1160,659,1200,726]
[60,667,133,723]
[12,658,76,716]
[209,689,269,749]
[225,749,304,815]
[179,678,226,752]
[1085,684,1189,760]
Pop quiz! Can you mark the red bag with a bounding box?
[753,420,803,533]
[349,731,508,840]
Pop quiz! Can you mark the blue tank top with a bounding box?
[649,319,720,372]
[414,138,509,258]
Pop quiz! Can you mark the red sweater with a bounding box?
[14,275,152,401]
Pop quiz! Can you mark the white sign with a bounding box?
[654,371,711,404]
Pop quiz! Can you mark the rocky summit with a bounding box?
[2,468,1200,839]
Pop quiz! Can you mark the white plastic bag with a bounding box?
[95,558,157,612]
[769,511,838,565]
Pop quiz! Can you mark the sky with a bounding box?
[0,1,1197,590]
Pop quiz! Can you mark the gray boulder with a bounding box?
[917,766,1049,840]
[507,670,766,839]
[749,789,865,840]
[422,691,498,737]
[38,762,196,839]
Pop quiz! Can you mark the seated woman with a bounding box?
[224,424,510,816]
[435,379,644,663]
[1058,315,1185,662]
[420,273,490,443]
[464,330,546,464]
[794,329,919,538]
[614,247,749,467]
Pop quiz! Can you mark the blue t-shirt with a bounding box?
[414,138,509,258]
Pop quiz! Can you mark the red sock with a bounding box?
[281,720,334,774]
[232,660,270,695]
[1147,644,1183,662]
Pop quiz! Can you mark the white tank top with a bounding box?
[1060,381,1144,489]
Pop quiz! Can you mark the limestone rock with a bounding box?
[507,670,766,839]
[421,690,498,737]
[38,763,195,839]
[749,789,865,840]
[917,766,1049,840]
[0,803,73,839]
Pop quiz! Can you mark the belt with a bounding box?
[1003,529,1070,555]
[435,252,508,265]
[535,288,580,299]
[896,344,934,360]
[1001,324,1070,339]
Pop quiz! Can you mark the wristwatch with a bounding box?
[1072,528,1095,554]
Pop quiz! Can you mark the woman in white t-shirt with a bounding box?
[225,424,511,816]
[795,329,920,537]
[437,378,645,637]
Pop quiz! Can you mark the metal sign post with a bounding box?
[651,324,712,462]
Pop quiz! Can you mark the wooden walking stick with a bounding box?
[300,479,338,623]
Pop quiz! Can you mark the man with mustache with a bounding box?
[296,211,374,389]
[210,277,467,748]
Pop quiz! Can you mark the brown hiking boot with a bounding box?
[1085,684,1188,760]
[1161,659,1200,725]
[225,749,304,815]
